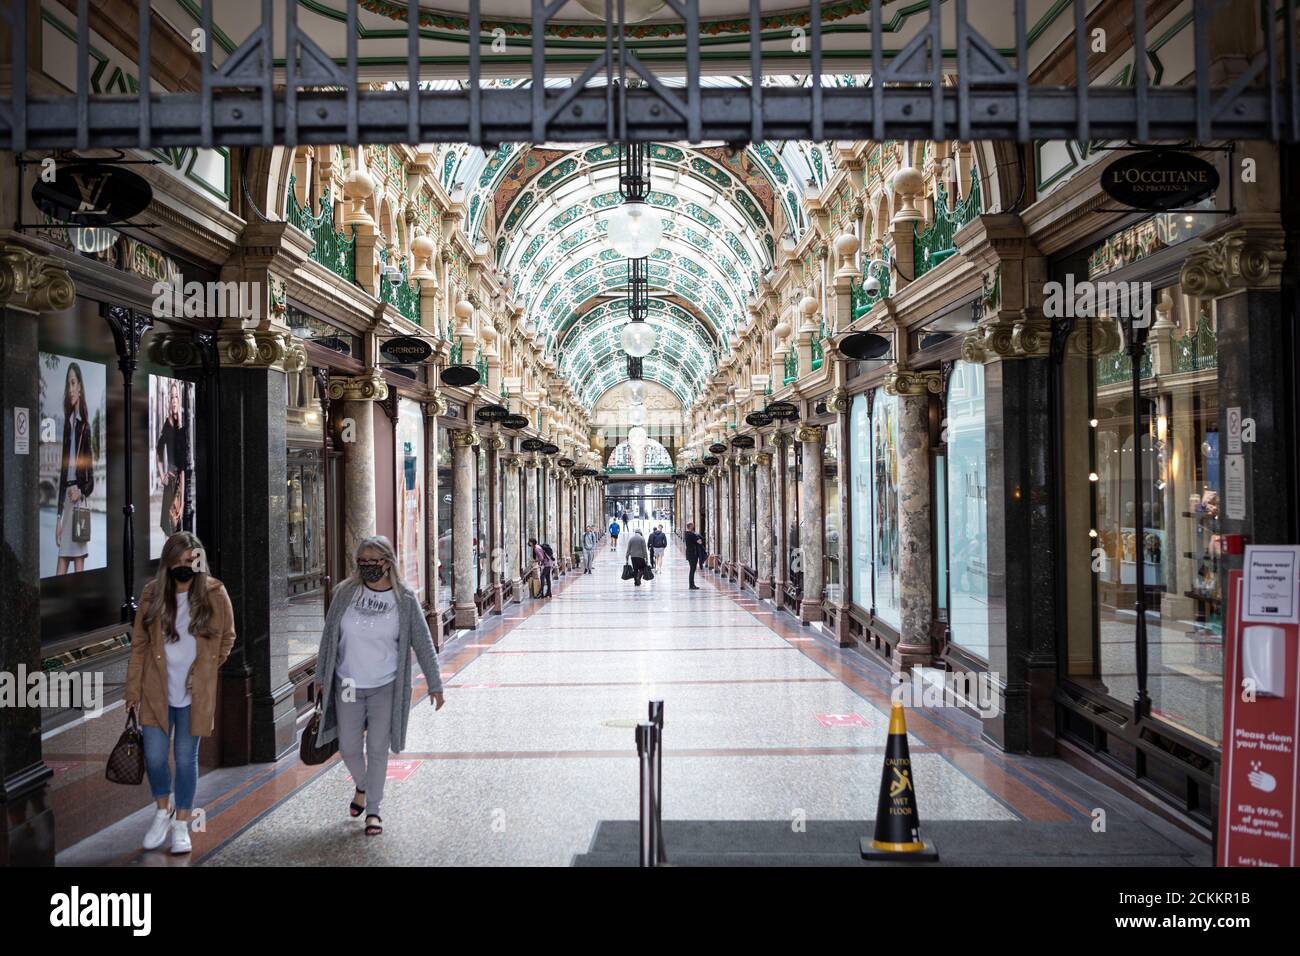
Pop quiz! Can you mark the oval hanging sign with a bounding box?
[708,442,728,454]
[521,438,545,452]
[32,161,153,226]
[557,457,575,468]
[745,411,774,428]
[380,335,433,365]
[731,435,755,449]
[541,442,560,455]
[440,365,480,388]
[765,401,799,421]
[838,331,892,361]
[502,414,530,431]
[1100,151,1219,211]
[703,455,720,466]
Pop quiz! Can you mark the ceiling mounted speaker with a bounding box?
[502,414,531,430]
[474,403,509,424]
[838,331,893,361]
[440,365,480,388]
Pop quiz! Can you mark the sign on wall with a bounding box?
[1099,150,1219,211]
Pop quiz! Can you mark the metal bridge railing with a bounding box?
[0,0,1297,151]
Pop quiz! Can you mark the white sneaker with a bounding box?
[170,819,192,855]
[143,808,173,850]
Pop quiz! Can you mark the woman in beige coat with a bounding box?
[125,531,236,855]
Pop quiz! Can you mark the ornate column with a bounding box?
[329,369,387,559]
[525,457,540,553]
[738,455,753,580]
[424,393,446,637]
[503,456,523,604]
[797,425,825,623]
[451,428,480,629]
[883,369,940,668]
[487,432,506,610]
[0,243,75,864]
[720,462,732,577]
[754,451,774,598]
[771,431,789,602]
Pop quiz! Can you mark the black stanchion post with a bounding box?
[636,722,654,867]
[649,699,666,864]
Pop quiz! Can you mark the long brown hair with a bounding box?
[63,362,89,423]
[141,531,216,643]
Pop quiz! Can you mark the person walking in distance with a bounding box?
[312,536,445,837]
[581,525,598,573]
[126,531,236,855]
[624,530,650,586]
[684,523,705,590]
[531,538,554,597]
[608,517,621,551]
[648,525,667,569]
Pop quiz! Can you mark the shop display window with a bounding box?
[871,388,902,629]
[850,393,872,614]
[823,425,841,603]
[944,361,990,659]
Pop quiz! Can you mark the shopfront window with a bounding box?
[436,425,453,608]
[872,388,902,629]
[748,461,758,570]
[823,424,841,603]
[945,362,990,659]
[1062,282,1223,745]
[395,398,425,603]
[850,393,872,613]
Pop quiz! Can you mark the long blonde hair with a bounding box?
[345,534,412,603]
[141,531,216,643]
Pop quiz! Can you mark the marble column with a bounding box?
[798,425,825,624]
[424,395,446,636]
[738,456,753,578]
[755,451,774,599]
[503,457,522,604]
[451,429,480,629]
[487,434,506,611]
[0,247,74,864]
[772,432,789,602]
[885,369,939,670]
[330,369,387,559]
[720,465,732,576]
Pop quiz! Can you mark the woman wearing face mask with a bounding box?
[313,536,446,837]
[125,531,236,855]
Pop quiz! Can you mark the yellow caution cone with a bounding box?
[860,703,939,861]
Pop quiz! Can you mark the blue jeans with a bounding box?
[142,706,200,811]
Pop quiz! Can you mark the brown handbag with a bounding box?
[299,698,339,766]
[105,711,145,786]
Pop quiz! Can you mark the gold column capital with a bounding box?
[217,328,307,372]
[1180,226,1287,296]
[754,451,773,466]
[426,391,449,418]
[882,367,944,397]
[327,368,388,401]
[503,455,523,471]
[0,243,76,313]
[824,387,849,414]
[796,424,823,444]
[451,428,480,448]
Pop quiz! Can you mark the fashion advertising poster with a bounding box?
[148,374,198,559]
[396,398,425,602]
[38,353,108,578]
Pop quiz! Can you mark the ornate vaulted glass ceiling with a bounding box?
[463,139,818,408]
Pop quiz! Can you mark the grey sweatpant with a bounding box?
[335,681,395,816]
[583,547,595,571]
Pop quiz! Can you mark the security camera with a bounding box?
[863,275,881,295]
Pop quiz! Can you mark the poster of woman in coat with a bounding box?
[38,353,108,577]
[148,374,197,558]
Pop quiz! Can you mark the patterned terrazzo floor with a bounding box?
[58,537,1210,867]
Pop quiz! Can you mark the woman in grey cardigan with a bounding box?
[313,535,445,836]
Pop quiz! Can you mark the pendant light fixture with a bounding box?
[606,141,662,259]
[620,255,658,358]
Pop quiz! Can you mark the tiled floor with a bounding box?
[58,538,1210,867]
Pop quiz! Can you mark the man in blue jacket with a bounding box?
[609,518,620,551]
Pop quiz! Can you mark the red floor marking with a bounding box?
[453,683,501,689]
[816,713,870,727]
[346,759,424,784]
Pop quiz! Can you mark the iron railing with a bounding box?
[285,174,356,283]
[913,166,983,280]
[2,0,1296,150]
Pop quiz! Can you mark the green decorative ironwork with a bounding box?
[1173,312,1217,373]
[1096,346,1154,387]
[810,319,825,371]
[850,246,891,320]
[285,174,356,283]
[378,246,420,324]
[913,165,983,280]
[449,339,463,365]
[783,348,798,386]
[475,347,489,383]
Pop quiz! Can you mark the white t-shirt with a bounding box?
[337,585,400,690]
[166,596,198,708]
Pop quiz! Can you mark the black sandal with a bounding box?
[349,791,366,818]
[365,814,383,836]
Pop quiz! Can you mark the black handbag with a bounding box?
[299,698,339,766]
[72,504,91,543]
[621,560,635,581]
[642,566,655,581]
[105,711,145,786]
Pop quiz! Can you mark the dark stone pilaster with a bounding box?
[0,307,54,865]
[216,365,296,765]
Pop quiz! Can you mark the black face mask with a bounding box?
[359,563,385,583]
[169,566,196,584]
